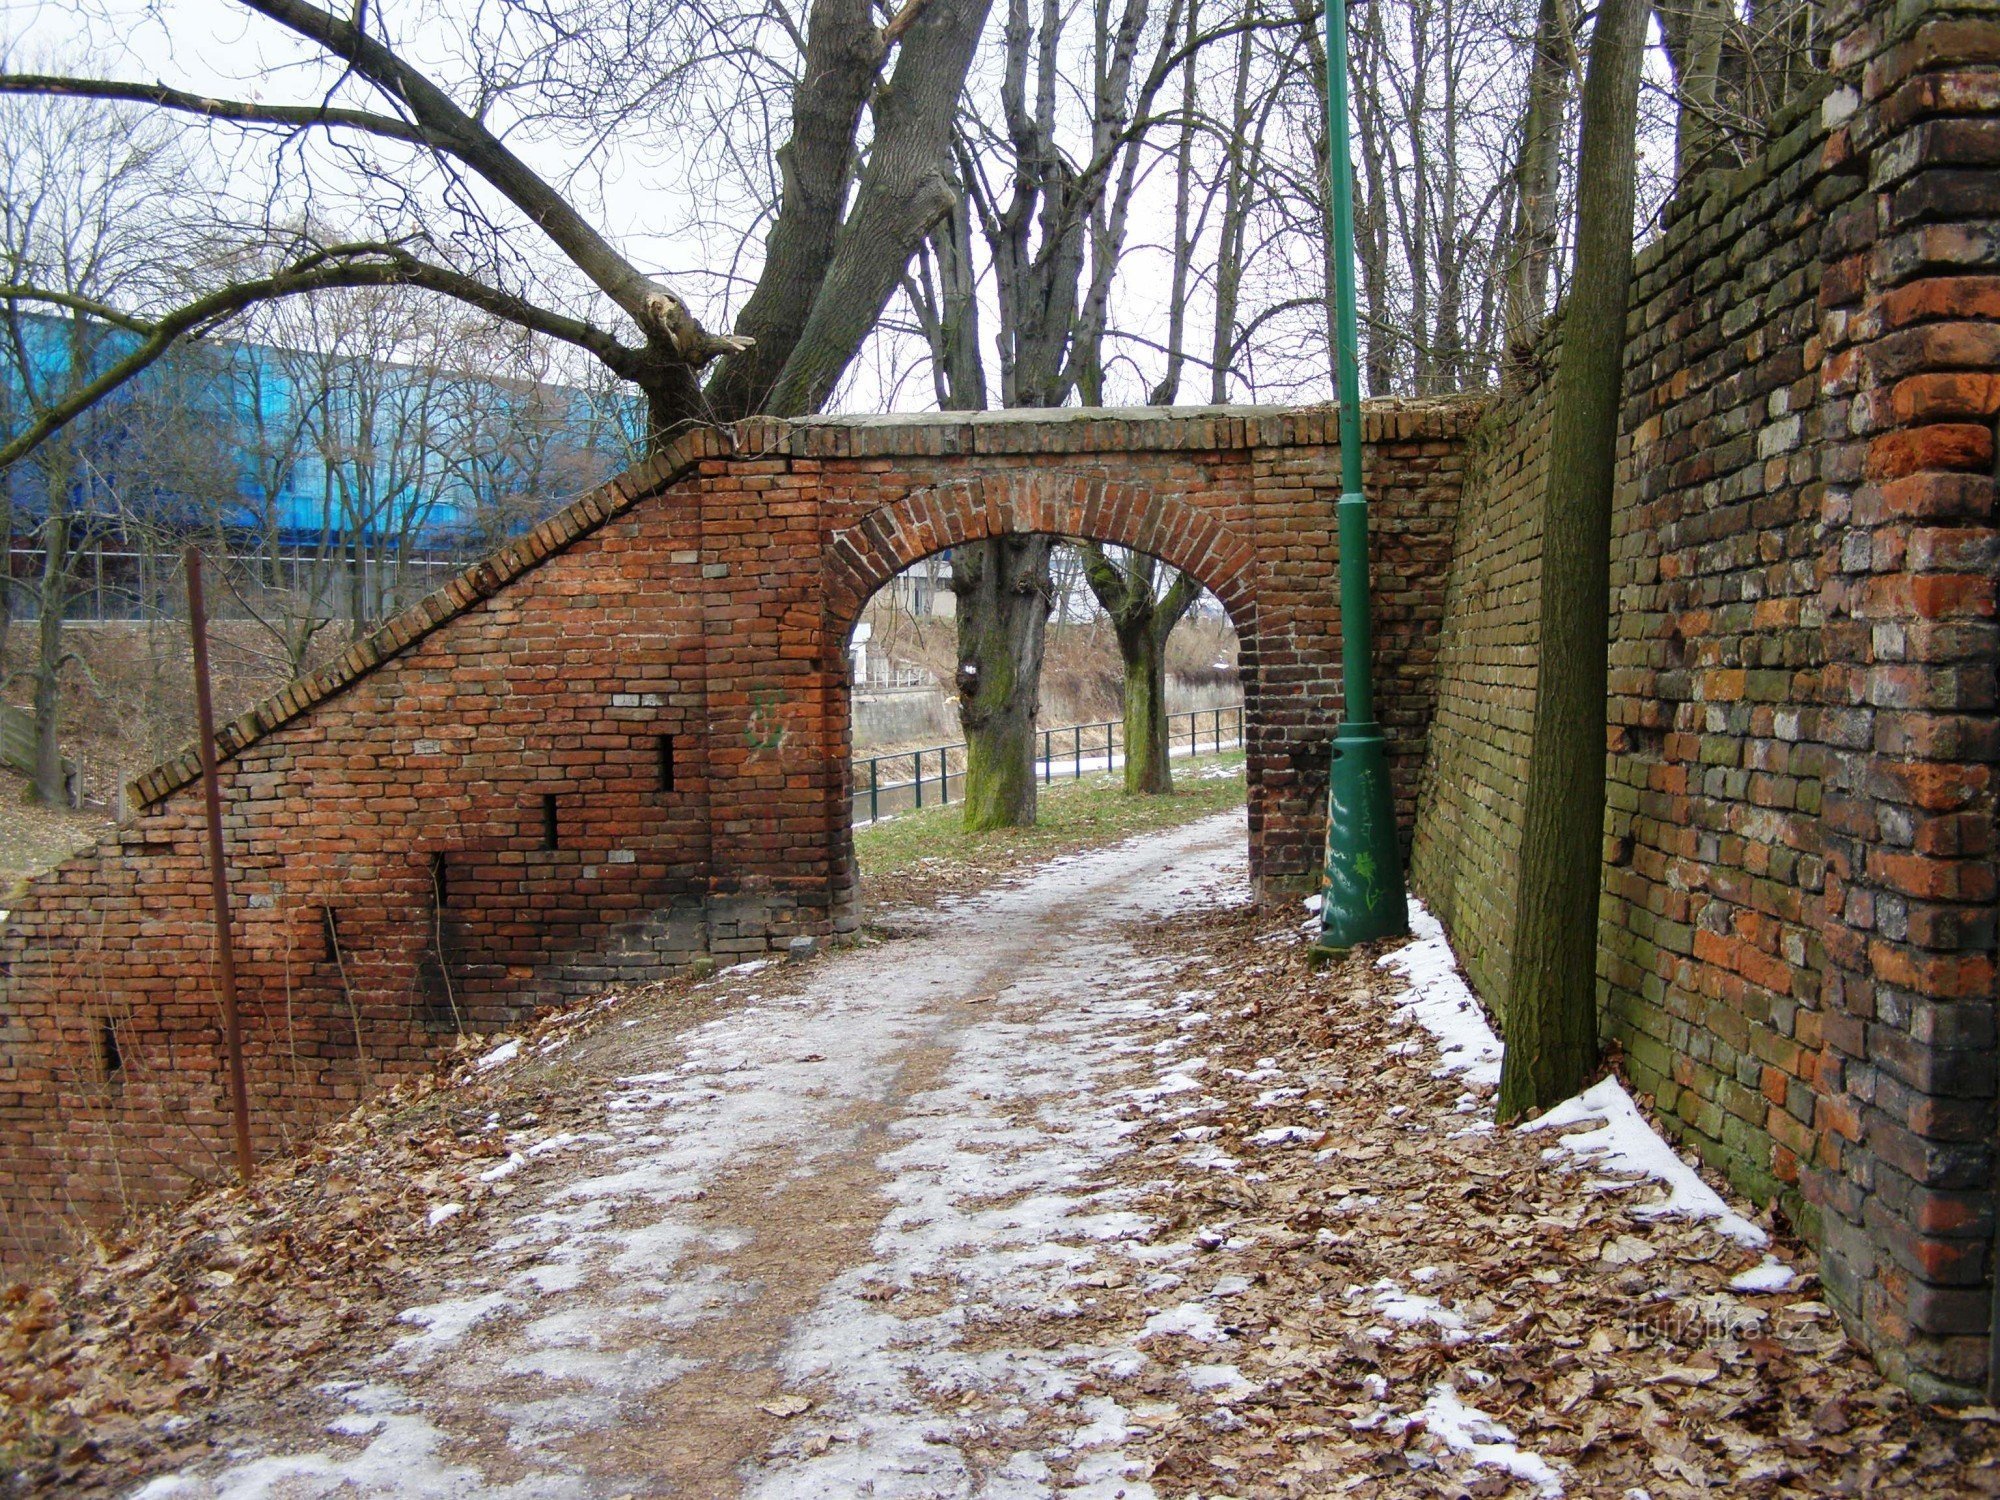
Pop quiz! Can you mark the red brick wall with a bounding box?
[0,400,1479,1264]
[1411,0,1998,1400]
[1810,0,2000,1398]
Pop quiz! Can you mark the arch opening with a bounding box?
[820,491,1268,925]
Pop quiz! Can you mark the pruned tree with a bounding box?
[914,0,1222,828]
[1496,0,1650,1120]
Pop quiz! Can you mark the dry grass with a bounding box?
[0,770,114,886]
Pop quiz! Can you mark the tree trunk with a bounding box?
[0,486,12,672]
[1504,0,1573,384]
[346,526,367,641]
[954,533,1053,830]
[1209,9,1256,403]
[1080,543,1199,795]
[699,0,882,418]
[0,506,11,676]
[1148,0,1199,405]
[1658,0,1733,187]
[1496,0,1651,1121]
[1119,621,1171,794]
[763,0,996,417]
[927,193,988,409]
[31,509,70,806]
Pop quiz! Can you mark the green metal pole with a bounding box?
[1318,0,1409,951]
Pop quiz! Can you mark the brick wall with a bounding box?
[0,399,1479,1264]
[1411,0,1999,1400]
[1406,356,1557,1007]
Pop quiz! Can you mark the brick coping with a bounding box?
[127,397,1485,814]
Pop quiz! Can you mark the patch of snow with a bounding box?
[394,1291,514,1353]
[1377,903,1502,1084]
[1524,1077,1767,1246]
[1184,1363,1255,1399]
[1363,1281,1469,1341]
[500,1348,698,1392]
[1730,1257,1796,1293]
[475,1039,521,1072]
[425,1203,463,1228]
[1421,1384,1564,1496]
[1141,1302,1227,1343]
[130,1384,574,1499]
[480,1153,527,1183]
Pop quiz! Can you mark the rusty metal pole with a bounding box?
[184,546,255,1184]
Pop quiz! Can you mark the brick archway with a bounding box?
[0,401,1480,1261]
[815,467,1267,923]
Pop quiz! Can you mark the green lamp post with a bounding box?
[1317,0,1409,951]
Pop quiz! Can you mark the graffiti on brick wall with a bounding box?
[744,690,789,755]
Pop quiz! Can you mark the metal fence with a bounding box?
[852,703,1245,826]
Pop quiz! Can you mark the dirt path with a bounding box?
[136,812,1250,1498]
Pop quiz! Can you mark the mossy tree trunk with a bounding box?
[1496,0,1650,1122]
[954,534,1054,829]
[1080,544,1200,795]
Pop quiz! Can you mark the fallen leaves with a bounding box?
[1036,898,2000,1499]
[0,970,706,1495]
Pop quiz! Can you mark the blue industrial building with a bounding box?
[3,308,639,618]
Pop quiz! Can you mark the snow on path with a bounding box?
[137,811,1249,1500]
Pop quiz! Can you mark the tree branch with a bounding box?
[0,286,151,332]
[0,249,645,474]
[1154,565,1199,645]
[232,0,750,363]
[0,73,432,146]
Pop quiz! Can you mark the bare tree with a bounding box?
[1654,0,1823,187]
[922,0,1228,828]
[0,95,200,802]
[0,0,995,468]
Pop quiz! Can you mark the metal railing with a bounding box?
[852,703,1245,826]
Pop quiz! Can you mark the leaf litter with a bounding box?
[2,809,1996,1498]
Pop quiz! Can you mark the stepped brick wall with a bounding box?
[1411,0,1999,1399]
[0,399,1479,1264]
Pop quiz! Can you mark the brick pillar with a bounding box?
[1812,0,2000,1399]
[697,428,844,956]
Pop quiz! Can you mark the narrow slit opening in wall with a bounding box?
[430,852,450,907]
[658,734,676,793]
[542,794,559,851]
[321,905,340,962]
[99,1017,122,1079]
